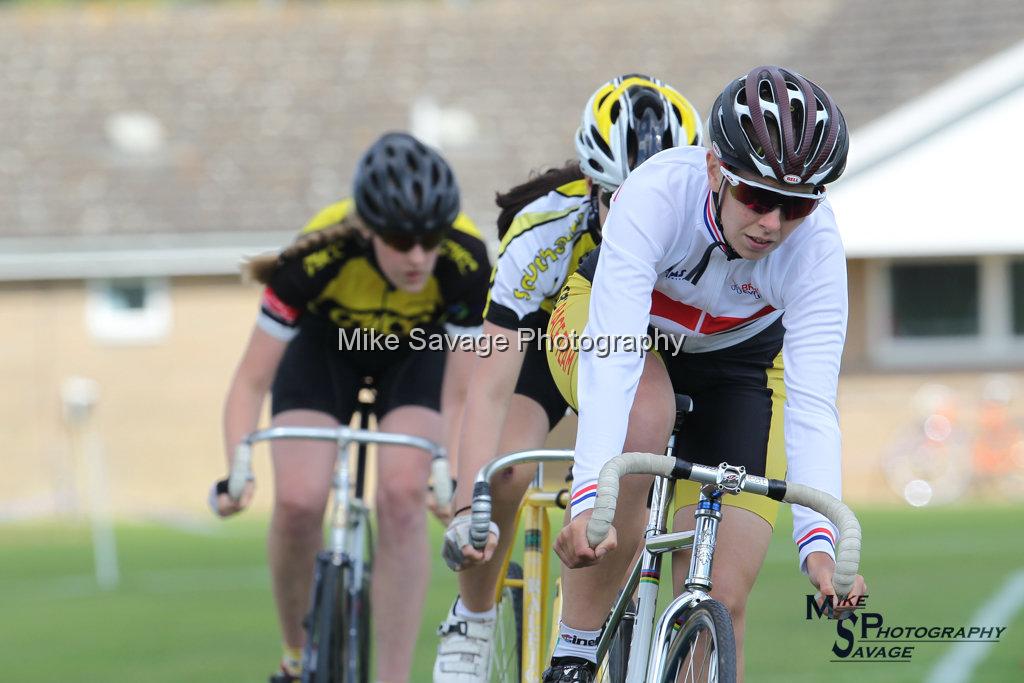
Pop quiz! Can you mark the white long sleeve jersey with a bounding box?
[572,146,848,569]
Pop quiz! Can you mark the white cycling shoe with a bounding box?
[433,600,495,682]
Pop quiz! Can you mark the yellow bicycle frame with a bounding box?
[492,472,569,681]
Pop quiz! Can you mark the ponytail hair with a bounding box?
[495,162,585,240]
[242,217,362,285]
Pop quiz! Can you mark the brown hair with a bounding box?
[242,218,362,285]
[495,162,585,240]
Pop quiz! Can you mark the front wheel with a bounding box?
[489,561,524,683]
[302,553,350,683]
[597,599,635,682]
[661,599,736,683]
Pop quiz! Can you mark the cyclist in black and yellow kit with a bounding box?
[433,75,703,682]
[212,132,490,683]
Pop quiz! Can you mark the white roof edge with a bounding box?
[841,38,1024,180]
[0,233,293,281]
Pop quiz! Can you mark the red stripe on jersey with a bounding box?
[650,291,775,335]
[651,290,701,329]
[261,287,301,325]
[698,305,776,334]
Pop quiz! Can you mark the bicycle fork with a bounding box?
[644,489,722,682]
[594,434,680,683]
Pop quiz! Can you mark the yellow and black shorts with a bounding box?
[546,272,787,527]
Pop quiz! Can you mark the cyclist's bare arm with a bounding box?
[448,321,526,565]
[216,324,288,516]
[433,344,477,522]
[439,344,478,474]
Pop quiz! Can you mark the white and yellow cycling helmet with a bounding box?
[575,73,703,192]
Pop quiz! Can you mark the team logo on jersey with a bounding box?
[664,265,689,280]
[730,282,762,300]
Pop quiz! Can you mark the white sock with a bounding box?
[551,622,601,663]
[454,596,496,621]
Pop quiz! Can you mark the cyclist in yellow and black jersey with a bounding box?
[213,132,489,683]
[481,176,597,332]
[433,75,703,683]
[260,198,487,340]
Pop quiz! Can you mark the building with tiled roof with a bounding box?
[2,1,1023,518]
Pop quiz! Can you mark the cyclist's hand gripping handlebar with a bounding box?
[585,452,863,599]
[228,442,253,501]
[430,451,454,509]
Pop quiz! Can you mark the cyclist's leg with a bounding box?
[457,393,549,610]
[375,405,441,683]
[558,350,675,629]
[670,506,771,682]
[457,340,568,612]
[267,410,339,649]
[667,335,786,682]
[266,321,356,660]
[371,345,447,683]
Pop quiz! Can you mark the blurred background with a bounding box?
[1,1,1023,681]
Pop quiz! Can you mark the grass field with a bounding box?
[2,504,1023,682]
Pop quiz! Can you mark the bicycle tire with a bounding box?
[302,552,350,683]
[348,558,371,683]
[489,561,524,683]
[598,599,635,683]
[351,523,373,683]
[661,599,736,683]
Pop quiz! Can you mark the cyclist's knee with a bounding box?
[491,465,535,503]
[272,495,325,532]
[375,479,427,526]
[710,575,752,625]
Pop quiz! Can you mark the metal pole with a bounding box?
[62,377,119,590]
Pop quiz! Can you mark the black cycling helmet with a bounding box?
[352,132,460,235]
[708,66,848,186]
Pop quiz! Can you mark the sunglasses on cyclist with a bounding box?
[719,165,825,220]
[377,229,447,252]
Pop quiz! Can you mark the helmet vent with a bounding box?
[739,115,763,158]
[590,125,613,158]
[810,119,825,158]
[791,99,806,148]
[762,110,781,158]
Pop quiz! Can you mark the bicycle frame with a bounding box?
[230,408,448,682]
[594,433,732,683]
[474,449,574,682]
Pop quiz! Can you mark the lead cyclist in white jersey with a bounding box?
[541,66,868,682]
[434,74,703,682]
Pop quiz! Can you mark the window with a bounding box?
[890,262,978,337]
[1013,260,1024,336]
[867,257,1024,369]
[86,278,172,344]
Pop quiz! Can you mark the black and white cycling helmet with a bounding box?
[708,65,849,186]
[352,132,460,235]
[575,74,703,192]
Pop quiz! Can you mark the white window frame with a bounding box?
[868,255,1024,368]
[85,277,172,345]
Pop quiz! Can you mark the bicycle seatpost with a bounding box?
[666,393,694,455]
[354,383,376,499]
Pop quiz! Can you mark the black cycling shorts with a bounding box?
[659,318,785,478]
[514,336,569,430]
[271,319,446,422]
